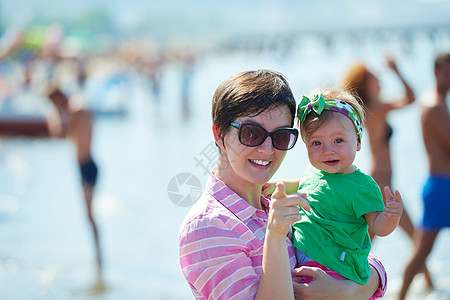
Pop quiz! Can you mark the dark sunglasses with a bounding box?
[230,122,298,151]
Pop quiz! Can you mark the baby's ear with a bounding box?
[212,123,224,148]
[356,140,361,151]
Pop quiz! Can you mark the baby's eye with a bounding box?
[312,141,321,146]
[335,138,343,143]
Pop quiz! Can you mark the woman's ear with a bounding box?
[212,123,224,148]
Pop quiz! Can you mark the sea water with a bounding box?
[1,29,450,299]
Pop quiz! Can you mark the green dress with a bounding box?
[292,165,385,284]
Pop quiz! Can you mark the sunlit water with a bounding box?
[1,30,450,299]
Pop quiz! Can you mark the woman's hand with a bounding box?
[292,265,380,300]
[268,182,310,236]
[293,266,342,300]
[385,54,399,73]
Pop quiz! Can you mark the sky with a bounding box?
[1,0,450,41]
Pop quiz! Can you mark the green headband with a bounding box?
[297,92,363,141]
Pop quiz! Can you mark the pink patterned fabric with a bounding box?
[298,259,386,299]
[178,173,387,299]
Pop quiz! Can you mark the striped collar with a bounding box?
[207,172,269,223]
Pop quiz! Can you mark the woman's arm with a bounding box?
[179,216,262,299]
[292,264,382,300]
[258,229,295,299]
[256,182,310,300]
[386,55,415,109]
[179,182,310,300]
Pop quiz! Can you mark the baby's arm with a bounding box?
[364,186,403,237]
[262,178,301,196]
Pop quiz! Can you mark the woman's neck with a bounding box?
[215,166,263,210]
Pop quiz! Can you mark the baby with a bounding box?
[265,88,403,284]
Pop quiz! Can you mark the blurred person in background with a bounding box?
[46,87,105,293]
[341,55,434,289]
[179,49,197,120]
[399,53,450,300]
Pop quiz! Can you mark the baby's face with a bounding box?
[304,113,361,174]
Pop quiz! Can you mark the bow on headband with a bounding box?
[297,93,326,124]
[297,91,363,141]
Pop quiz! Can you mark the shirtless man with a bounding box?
[46,87,103,278]
[399,53,450,300]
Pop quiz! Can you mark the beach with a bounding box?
[1,11,450,300]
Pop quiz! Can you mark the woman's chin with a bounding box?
[248,172,274,186]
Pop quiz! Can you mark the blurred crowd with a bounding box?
[0,23,199,124]
[1,23,448,124]
[1,20,449,299]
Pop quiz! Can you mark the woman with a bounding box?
[178,69,386,299]
[342,57,416,239]
[342,56,433,288]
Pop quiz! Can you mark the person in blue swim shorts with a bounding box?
[399,53,450,300]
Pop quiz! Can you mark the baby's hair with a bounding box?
[299,87,365,142]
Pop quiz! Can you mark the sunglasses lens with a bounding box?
[273,129,298,150]
[239,124,266,146]
[235,123,298,150]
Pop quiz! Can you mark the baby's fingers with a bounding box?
[384,187,402,202]
[383,202,403,218]
[393,190,402,203]
[383,186,394,199]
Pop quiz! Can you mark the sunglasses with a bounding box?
[230,122,299,151]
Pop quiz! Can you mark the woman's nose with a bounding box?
[257,136,274,154]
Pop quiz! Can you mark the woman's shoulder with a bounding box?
[178,197,247,254]
[179,193,238,237]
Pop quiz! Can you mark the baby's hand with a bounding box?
[262,181,277,197]
[382,186,403,221]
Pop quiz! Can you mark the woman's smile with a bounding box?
[249,159,271,168]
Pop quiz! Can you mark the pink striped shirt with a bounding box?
[179,173,387,299]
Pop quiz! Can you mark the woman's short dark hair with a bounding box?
[212,69,296,140]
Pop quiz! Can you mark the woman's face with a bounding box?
[216,105,293,187]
